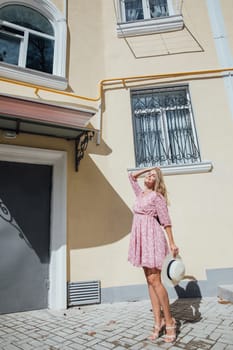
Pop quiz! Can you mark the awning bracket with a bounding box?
[75,130,94,171]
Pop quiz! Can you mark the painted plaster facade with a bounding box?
[0,0,233,309]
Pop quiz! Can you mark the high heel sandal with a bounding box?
[164,318,176,343]
[148,318,165,340]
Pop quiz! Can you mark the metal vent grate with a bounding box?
[67,280,101,306]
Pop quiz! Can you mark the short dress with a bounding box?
[128,172,171,270]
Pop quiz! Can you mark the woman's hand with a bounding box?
[131,166,155,179]
[164,227,179,257]
[170,243,179,257]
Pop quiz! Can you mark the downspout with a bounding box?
[206,0,233,121]
[63,0,67,20]
[63,0,68,78]
[96,103,102,145]
[96,85,104,145]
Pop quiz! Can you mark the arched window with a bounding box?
[0,5,54,73]
[0,1,67,89]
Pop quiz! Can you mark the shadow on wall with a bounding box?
[87,133,112,156]
[69,151,133,249]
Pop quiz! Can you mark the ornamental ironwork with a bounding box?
[0,198,32,248]
[75,131,94,171]
[131,87,201,168]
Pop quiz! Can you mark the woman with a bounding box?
[128,167,179,343]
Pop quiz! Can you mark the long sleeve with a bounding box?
[128,172,142,197]
[155,193,172,228]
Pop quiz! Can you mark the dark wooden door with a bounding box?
[0,161,52,314]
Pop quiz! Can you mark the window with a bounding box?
[123,0,169,22]
[0,5,54,74]
[116,0,183,37]
[0,1,67,90]
[131,86,201,168]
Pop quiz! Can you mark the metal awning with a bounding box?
[0,94,97,171]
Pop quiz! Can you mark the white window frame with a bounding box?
[0,0,67,90]
[0,19,55,69]
[115,0,184,37]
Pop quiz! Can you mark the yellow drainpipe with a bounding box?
[1,67,233,144]
[1,67,233,103]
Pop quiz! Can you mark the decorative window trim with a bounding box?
[128,161,213,176]
[117,14,183,37]
[0,62,68,90]
[0,0,67,90]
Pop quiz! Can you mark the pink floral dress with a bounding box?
[128,173,171,269]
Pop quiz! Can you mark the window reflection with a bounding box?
[0,32,20,65]
[0,5,54,35]
[27,34,54,74]
[0,4,54,74]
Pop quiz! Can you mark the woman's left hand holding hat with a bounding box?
[170,243,179,257]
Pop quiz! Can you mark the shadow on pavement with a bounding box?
[170,279,202,337]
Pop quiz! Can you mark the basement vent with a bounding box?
[67,280,101,306]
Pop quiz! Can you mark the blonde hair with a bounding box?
[153,167,169,204]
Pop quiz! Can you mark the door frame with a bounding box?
[0,144,67,310]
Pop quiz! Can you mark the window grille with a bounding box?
[131,86,201,168]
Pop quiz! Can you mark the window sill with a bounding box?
[0,63,68,91]
[127,161,213,176]
[116,15,184,38]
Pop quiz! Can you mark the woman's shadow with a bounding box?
[169,277,202,336]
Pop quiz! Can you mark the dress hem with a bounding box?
[128,260,162,270]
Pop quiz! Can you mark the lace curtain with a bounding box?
[149,0,168,18]
[124,0,143,21]
[123,0,168,21]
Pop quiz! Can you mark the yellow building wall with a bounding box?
[71,77,233,288]
[67,0,233,289]
[1,0,233,295]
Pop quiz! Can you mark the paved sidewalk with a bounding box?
[0,297,232,350]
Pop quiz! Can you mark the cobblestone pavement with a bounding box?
[0,297,232,350]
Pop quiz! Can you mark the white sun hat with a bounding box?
[161,253,185,287]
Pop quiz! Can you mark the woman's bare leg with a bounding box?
[144,269,162,324]
[143,267,176,341]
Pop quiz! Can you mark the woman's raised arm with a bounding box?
[131,166,155,180]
